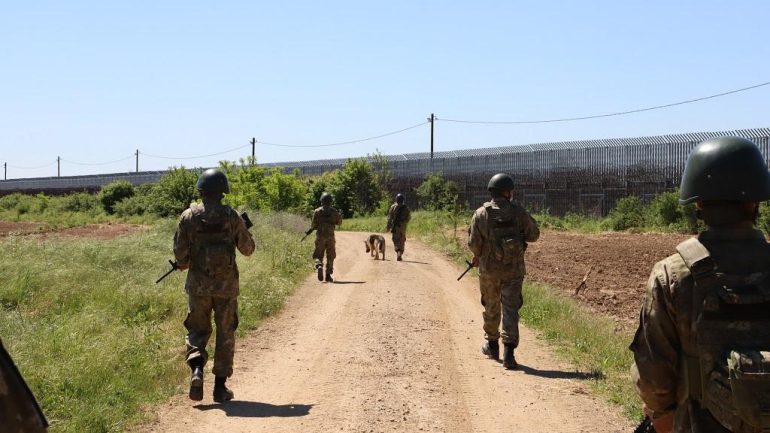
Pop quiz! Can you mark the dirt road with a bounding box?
[145,232,633,433]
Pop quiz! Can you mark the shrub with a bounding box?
[608,196,645,230]
[147,167,199,217]
[56,192,101,213]
[100,181,136,214]
[416,173,460,211]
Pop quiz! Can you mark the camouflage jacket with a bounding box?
[174,201,255,298]
[311,205,342,238]
[630,227,770,433]
[387,204,411,231]
[468,197,539,276]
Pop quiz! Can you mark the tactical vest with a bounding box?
[191,205,236,279]
[484,203,525,265]
[393,204,407,226]
[677,238,770,432]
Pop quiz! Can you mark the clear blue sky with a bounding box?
[2,1,769,179]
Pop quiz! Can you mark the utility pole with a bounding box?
[57,156,61,177]
[428,113,435,159]
[135,149,139,173]
[251,137,256,165]
[3,162,6,180]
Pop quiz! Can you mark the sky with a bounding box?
[1,1,769,179]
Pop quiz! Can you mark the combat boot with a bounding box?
[316,263,323,281]
[481,339,499,360]
[502,344,517,370]
[396,251,403,261]
[213,376,234,403]
[189,366,204,401]
[325,272,334,283]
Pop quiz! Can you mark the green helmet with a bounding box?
[487,173,515,193]
[396,193,405,204]
[197,168,230,194]
[320,192,333,205]
[679,137,770,205]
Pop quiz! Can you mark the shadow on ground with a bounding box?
[332,281,366,285]
[194,401,314,417]
[517,364,604,380]
[399,260,431,265]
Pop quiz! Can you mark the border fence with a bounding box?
[2,127,769,215]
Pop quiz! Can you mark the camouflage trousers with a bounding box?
[313,235,336,274]
[184,295,239,378]
[391,225,407,253]
[479,273,524,346]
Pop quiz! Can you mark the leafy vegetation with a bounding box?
[0,213,312,432]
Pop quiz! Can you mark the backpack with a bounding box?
[676,238,770,432]
[485,203,525,265]
[191,205,235,279]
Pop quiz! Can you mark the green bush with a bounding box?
[416,173,460,211]
[99,181,136,214]
[607,196,646,230]
[55,192,101,213]
[147,167,199,217]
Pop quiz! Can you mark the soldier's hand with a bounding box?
[472,256,480,267]
[645,405,673,433]
[177,263,189,271]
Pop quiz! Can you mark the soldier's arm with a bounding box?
[404,207,411,224]
[334,209,343,226]
[468,210,485,258]
[310,209,319,230]
[173,212,192,269]
[386,205,395,229]
[521,211,540,242]
[630,261,681,423]
[233,212,255,257]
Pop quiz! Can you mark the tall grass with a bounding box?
[343,211,642,419]
[0,212,312,432]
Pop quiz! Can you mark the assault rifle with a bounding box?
[457,260,475,281]
[155,260,179,284]
[633,417,655,433]
[301,228,314,242]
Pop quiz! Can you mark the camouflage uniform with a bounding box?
[311,205,342,274]
[630,228,770,433]
[0,339,47,433]
[387,203,411,255]
[174,201,255,377]
[468,197,539,346]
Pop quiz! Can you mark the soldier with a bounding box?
[469,173,539,370]
[630,137,770,433]
[0,338,48,433]
[386,193,412,261]
[311,192,342,282]
[174,168,255,402]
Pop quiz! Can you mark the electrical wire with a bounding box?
[142,144,251,160]
[258,121,429,148]
[61,155,135,166]
[439,80,770,124]
[7,160,57,170]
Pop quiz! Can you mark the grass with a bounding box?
[343,210,642,420]
[0,212,312,433]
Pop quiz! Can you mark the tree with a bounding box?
[99,180,135,214]
[416,173,460,211]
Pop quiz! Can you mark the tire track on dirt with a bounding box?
[144,232,632,433]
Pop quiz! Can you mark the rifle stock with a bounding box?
[155,259,179,284]
[457,260,475,281]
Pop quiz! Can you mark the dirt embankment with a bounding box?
[0,221,146,240]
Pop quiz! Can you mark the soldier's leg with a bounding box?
[211,297,238,378]
[313,237,325,280]
[325,237,336,280]
[185,295,213,368]
[394,226,406,253]
[500,277,524,348]
[479,273,502,341]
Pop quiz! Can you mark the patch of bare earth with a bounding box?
[0,220,147,240]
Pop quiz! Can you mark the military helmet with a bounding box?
[487,173,515,192]
[319,192,333,205]
[679,137,770,205]
[197,168,230,194]
[396,193,405,204]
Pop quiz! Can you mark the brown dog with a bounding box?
[364,234,386,260]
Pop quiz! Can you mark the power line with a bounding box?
[7,160,57,170]
[258,121,429,148]
[142,144,251,160]
[61,155,135,166]
[439,80,770,124]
